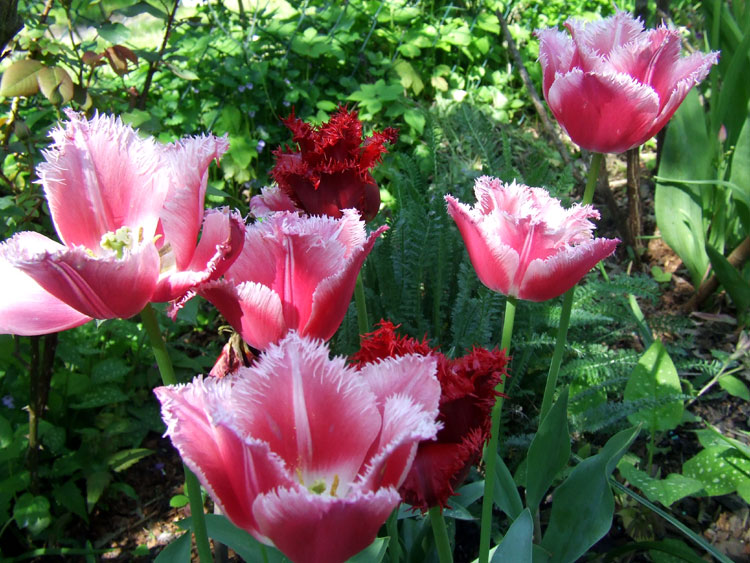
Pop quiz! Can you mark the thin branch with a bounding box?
[137,0,181,109]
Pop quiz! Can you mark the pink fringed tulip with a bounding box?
[155,332,441,563]
[445,177,618,302]
[199,210,387,350]
[0,112,238,335]
[536,11,718,153]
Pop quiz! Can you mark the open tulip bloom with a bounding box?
[155,332,441,563]
[0,111,242,335]
[536,11,718,154]
[199,209,388,350]
[446,177,618,302]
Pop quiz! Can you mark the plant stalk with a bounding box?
[354,272,370,335]
[141,304,213,563]
[386,508,401,563]
[539,152,602,422]
[478,296,517,563]
[429,506,453,563]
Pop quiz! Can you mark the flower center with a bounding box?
[100,227,141,259]
[297,469,340,497]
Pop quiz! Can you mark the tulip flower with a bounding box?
[536,11,718,154]
[0,112,238,335]
[446,177,618,302]
[155,332,441,563]
[270,107,398,221]
[353,321,507,510]
[199,210,387,350]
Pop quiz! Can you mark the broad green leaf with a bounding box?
[316,100,338,111]
[683,445,750,495]
[403,109,425,135]
[0,59,42,97]
[542,426,639,563]
[86,470,111,512]
[394,60,424,95]
[491,508,533,563]
[13,493,51,535]
[655,90,712,288]
[728,104,750,211]
[526,388,570,510]
[37,66,74,106]
[617,461,703,506]
[107,448,154,472]
[91,357,131,384]
[0,414,12,448]
[718,373,750,400]
[53,479,88,522]
[169,494,189,508]
[706,244,750,313]
[180,514,287,562]
[154,531,191,562]
[348,537,389,562]
[71,384,129,409]
[398,43,421,58]
[624,341,683,432]
[97,22,131,43]
[494,453,523,519]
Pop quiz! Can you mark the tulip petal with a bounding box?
[0,235,92,335]
[228,333,382,488]
[536,28,577,96]
[519,237,619,301]
[159,134,229,270]
[304,223,387,340]
[250,185,302,217]
[4,231,159,319]
[38,110,167,249]
[547,68,660,153]
[253,486,400,563]
[445,195,519,294]
[152,208,244,303]
[155,377,293,539]
[199,280,285,350]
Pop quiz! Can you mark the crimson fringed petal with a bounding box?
[536,10,717,153]
[354,321,508,510]
[271,106,397,221]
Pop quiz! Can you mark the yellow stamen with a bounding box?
[329,474,340,497]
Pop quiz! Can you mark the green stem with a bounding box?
[478,296,517,563]
[386,508,401,563]
[582,152,603,206]
[141,304,213,563]
[429,506,453,563]
[539,152,602,422]
[354,272,370,335]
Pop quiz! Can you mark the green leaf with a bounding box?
[165,62,199,81]
[492,508,533,563]
[624,340,683,432]
[86,470,111,512]
[107,448,154,472]
[97,22,131,43]
[526,388,570,510]
[542,426,640,563]
[403,109,425,135]
[53,479,88,522]
[398,43,421,58]
[393,60,424,95]
[180,514,286,562]
[706,244,750,313]
[316,100,338,111]
[91,357,131,384]
[617,461,703,506]
[348,537,389,562]
[718,373,750,400]
[0,414,12,448]
[36,66,74,105]
[654,90,712,288]
[71,384,129,409]
[169,494,189,508]
[683,445,750,495]
[13,493,51,535]
[154,531,191,562]
[115,1,168,19]
[494,453,523,519]
[0,59,43,97]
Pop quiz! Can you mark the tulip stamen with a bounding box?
[309,479,327,495]
[330,474,340,497]
[100,226,134,259]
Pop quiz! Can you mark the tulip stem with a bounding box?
[582,152,603,206]
[429,506,454,563]
[478,296,517,563]
[386,508,401,563]
[539,152,601,422]
[354,272,370,334]
[141,304,214,563]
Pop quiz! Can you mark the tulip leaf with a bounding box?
[706,243,750,314]
[348,537,389,562]
[526,388,570,511]
[494,452,523,519]
[542,425,639,563]
[491,508,533,563]
[153,531,191,563]
[624,340,683,433]
[655,89,711,289]
[0,59,43,97]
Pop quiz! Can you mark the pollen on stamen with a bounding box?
[329,474,340,497]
